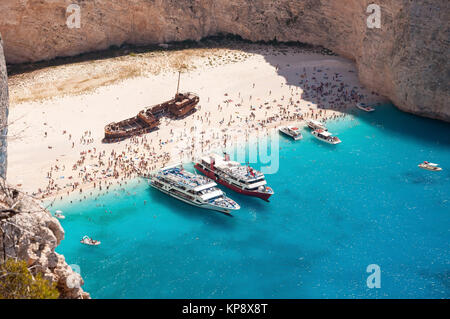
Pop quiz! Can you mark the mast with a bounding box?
[176,71,181,95]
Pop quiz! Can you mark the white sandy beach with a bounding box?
[7,43,387,201]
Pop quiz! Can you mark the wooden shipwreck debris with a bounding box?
[103,72,199,142]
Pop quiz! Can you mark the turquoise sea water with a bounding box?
[54,104,450,298]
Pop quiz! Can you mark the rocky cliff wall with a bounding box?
[0,187,90,299]
[0,0,448,121]
[0,36,7,178]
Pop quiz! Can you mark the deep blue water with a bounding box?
[54,104,450,298]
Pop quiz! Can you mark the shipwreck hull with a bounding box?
[168,93,200,117]
[104,117,160,141]
[103,92,199,142]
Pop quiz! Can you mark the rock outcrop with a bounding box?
[0,188,90,299]
[0,1,448,120]
[0,36,7,178]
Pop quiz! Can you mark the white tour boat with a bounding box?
[148,164,240,214]
[418,161,442,171]
[311,129,341,144]
[306,119,328,131]
[279,126,303,140]
[356,102,375,112]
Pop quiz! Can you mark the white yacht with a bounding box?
[279,126,303,140]
[311,129,341,144]
[148,164,240,214]
[306,119,328,131]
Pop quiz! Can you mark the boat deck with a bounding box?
[121,119,147,130]
[159,167,214,190]
[201,154,264,182]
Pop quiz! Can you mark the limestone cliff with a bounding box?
[0,185,90,299]
[0,0,448,121]
[0,36,7,178]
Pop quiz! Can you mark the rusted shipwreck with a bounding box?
[104,74,199,142]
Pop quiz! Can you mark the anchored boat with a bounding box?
[279,126,303,140]
[80,235,101,246]
[54,210,65,219]
[418,161,442,171]
[306,119,328,131]
[148,164,240,214]
[311,129,341,144]
[195,153,274,201]
[356,102,375,112]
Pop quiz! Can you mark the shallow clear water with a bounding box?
[54,104,450,298]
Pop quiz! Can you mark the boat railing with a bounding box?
[161,170,212,189]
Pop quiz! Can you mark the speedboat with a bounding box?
[356,103,375,112]
[54,210,65,219]
[55,210,66,219]
[311,129,341,144]
[306,119,328,131]
[418,161,442,171]
[279,126,303,140]
[55,213,65,219]
[80,235,101,246]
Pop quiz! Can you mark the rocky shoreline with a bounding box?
[0,188,90,299]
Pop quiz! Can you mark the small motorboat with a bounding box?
[306,119,328,131]
[80,235,101,246]
[356,103,375,112]
[279,126,303,140]
[418,161,442,171]
[312,129,341,144]
[54,210,65,219]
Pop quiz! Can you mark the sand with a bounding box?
[6,43,387,201]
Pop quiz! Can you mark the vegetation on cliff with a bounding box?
[0,258,59,299]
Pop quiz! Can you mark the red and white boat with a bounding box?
[194,153,274,202]
[418,161,442,171]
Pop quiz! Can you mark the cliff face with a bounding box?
[0,0,448,121]
[0,36,7,178]
[0,188,90,299]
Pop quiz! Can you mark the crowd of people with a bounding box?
[38,62,381,202]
